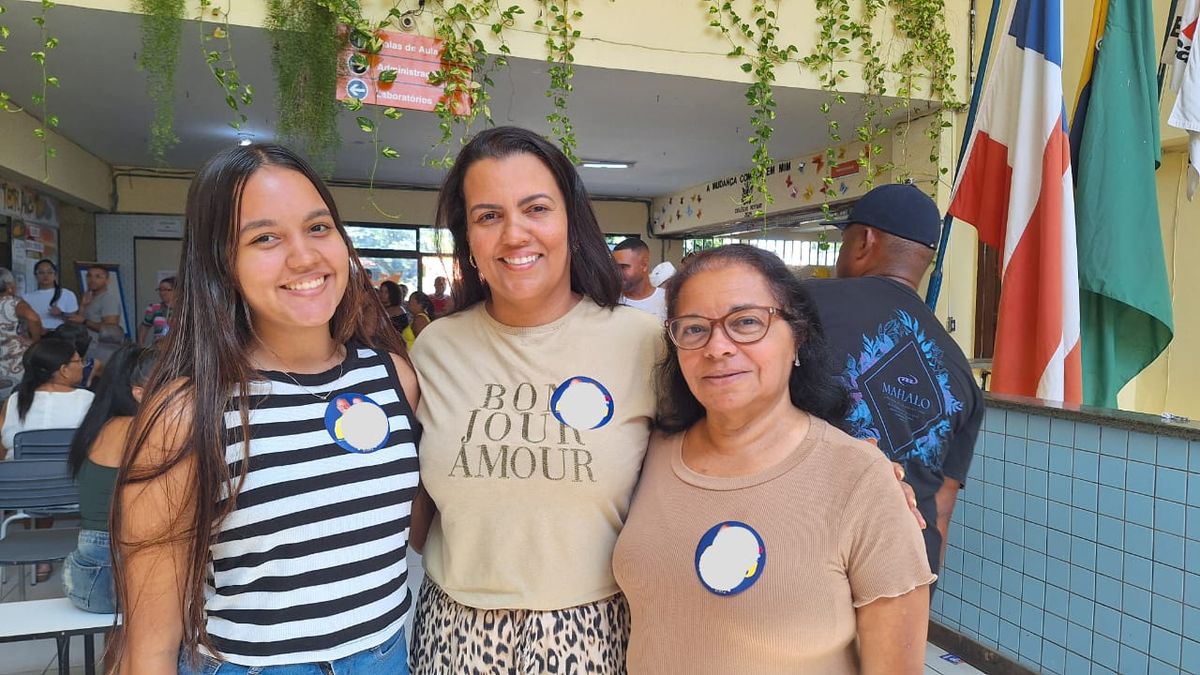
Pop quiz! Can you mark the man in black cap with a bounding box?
[807,183,983,581]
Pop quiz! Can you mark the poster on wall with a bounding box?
[74,261,132,340]
[10,219,59,297]
[2,179,61,296]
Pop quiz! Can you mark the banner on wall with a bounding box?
[1,180,58,228]
[335,26,470,114]
[650,140,896,236]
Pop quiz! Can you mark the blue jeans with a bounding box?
[177,628,408,675]
[62,529,116,614]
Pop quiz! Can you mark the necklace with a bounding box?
[256,340,345,402]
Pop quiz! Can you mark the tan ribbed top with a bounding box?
[612,418,935,674]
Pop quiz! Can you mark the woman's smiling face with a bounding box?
[463,152,572,318]
[234,165,349,335]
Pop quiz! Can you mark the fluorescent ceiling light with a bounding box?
[237,132,254,147]
[580,160,632,169]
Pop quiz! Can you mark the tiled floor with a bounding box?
[0,555,990,675]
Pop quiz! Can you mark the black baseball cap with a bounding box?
[827,183,941,249]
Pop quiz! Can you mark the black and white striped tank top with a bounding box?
[206,344,418,666]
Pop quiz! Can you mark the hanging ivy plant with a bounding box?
[197,0,254,132]
[0,2,18,114]
[137,0,185,161]
[706,0,797,217]
[801,0,959,205]
[427,1,523,168]
[266,0,343,175]
[890,0,961,178]
[535,0,580,163]
[29,0,59,177]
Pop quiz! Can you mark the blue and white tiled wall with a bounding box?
[930,405,1200,675]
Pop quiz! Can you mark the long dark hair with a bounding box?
[434,126,620,312]
[656,244,850,433]
[34,259,63,306]
[111,143,406,660]
[408,290,435,318]
[379,280,402,307]
[15,338,77,421]
[68,345,157,476]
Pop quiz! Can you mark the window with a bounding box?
[345,223,454,293]
[683,237,841,267]
[605,234,642,249]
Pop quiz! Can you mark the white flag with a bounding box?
[1169,0,1200,200]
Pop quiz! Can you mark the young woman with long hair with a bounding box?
[112,144,420,675]
[24,258,79,331]
[64,345,158,613]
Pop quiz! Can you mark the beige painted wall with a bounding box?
[0,107,111,210]
[38,0,964,101]
[113,173,647,232]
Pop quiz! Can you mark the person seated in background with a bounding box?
[0,337,95,581]
[137,276,175,345]
[23,259,79,331]
[0,338,94,459]
[0,266,43,394]
[429,275,454,316]
[46,322,97,388]
[379,280,410,333]
[403,290,434,349]
[61,345,157,669]
[613,244,934,675]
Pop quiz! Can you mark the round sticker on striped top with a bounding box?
[694,521,766,596]
[550,376,615,430]
[324,393,390,453]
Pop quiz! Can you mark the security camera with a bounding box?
[399,14,416,31]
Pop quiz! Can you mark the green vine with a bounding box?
[535,0,580,163]
[266,0,344,175]
[706,0,797,217]
[891,0,961,178]
[197,0,254,133]
[136,0,185,161]
[427,1,523,168]
[800,0,960,208]
[29,0,59,177]
[0,2,18,114]
[853,0,892,185]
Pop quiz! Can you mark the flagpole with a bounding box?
[924,0,1004,310]
[1158,0,1181,99]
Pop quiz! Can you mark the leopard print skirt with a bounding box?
[408,579,630,675]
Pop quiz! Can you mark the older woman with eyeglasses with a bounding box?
[613,244,934,674]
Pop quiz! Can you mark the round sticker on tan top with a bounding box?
[324,393,390,453]
[550,376,615,430]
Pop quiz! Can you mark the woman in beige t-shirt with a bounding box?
[613,244,935,674]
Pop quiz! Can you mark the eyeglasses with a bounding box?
[666,306,789,350]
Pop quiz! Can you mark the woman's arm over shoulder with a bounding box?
[118,380,197,675]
